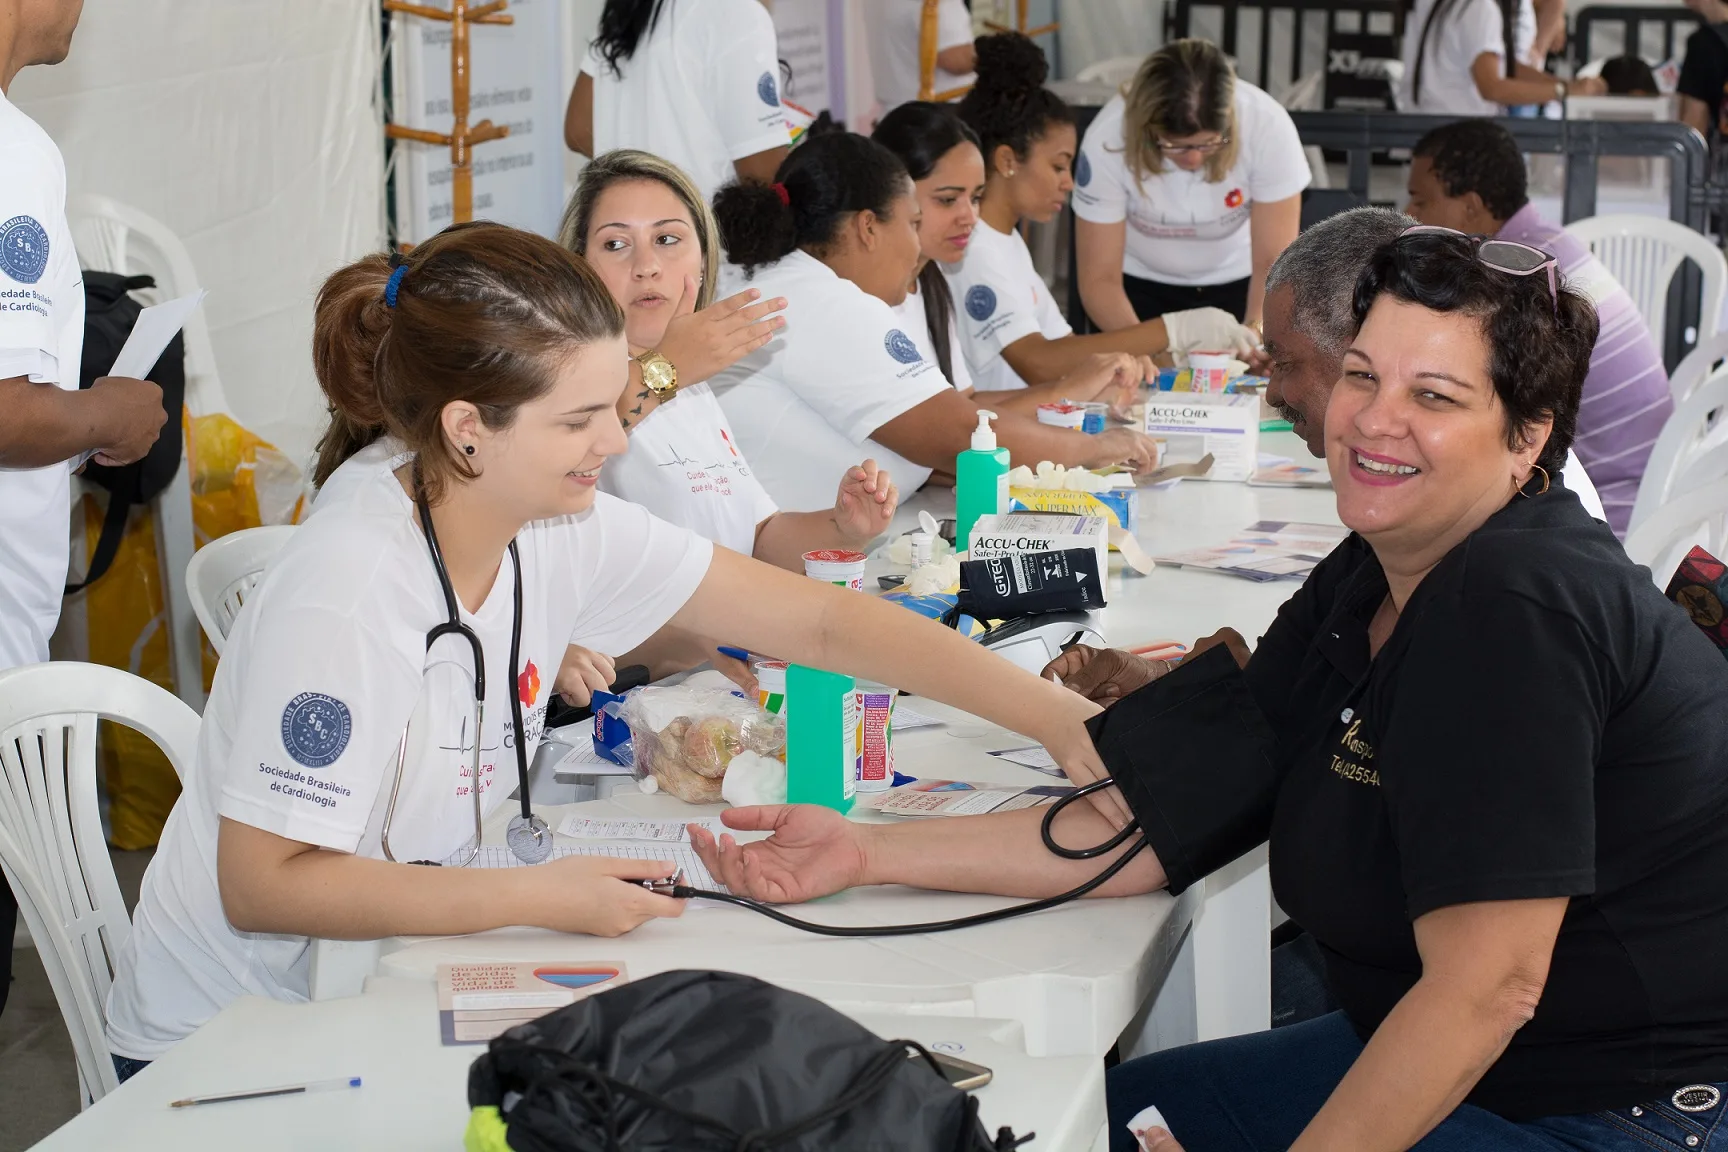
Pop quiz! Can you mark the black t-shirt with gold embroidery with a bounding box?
[1245,488,1728,1119]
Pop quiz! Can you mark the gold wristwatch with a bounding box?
[636,350,679,400]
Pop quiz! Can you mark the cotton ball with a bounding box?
[721,750,788,807]
[638,774,660,795]
[1034,460,1060,482]
[1007,465,1037,488]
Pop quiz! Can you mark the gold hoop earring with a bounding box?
[1519,464,1550,498]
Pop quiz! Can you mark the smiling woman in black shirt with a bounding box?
[689,230,1728,1151]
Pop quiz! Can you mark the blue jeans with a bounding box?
[1109,1012,1728,1151]
[112,1054,150,1084]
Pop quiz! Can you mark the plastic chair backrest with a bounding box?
[1563,214,1728,355]
[1629,366,1728,533]
[184,525,298,654]
[65,194,228,417]
[0,662,200,1106]
[1665,328,1728,407]
[1624,477,1728,586]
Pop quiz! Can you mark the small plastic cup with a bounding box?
[1036,402,1085,429]
[755,659,788,716]
[1187,350,1234,392]
[803,549,868,592]
[1080,402,1109,434]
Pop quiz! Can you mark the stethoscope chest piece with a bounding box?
[506,812,553,863]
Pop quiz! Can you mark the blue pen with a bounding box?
[716,646,751,662]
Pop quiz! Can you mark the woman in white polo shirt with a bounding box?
[1399,0,1604,115]
[565,0,792,205]
[102,221,1114,1074]
[946,34,1258,394]
[1074,39,1309,331]
[873,100,1157,417]
[560,149,897,569]
[709,131,1164,511]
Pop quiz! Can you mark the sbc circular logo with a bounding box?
[884,329,922,365]
[0,215,50,285]
[757,71,780,106]
[1075,151,1092,187]
[964,284,997,322]
[280,692,352,768]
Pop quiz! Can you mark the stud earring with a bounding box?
[464,444,476,456]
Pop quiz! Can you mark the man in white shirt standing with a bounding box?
[0,0,167,1018]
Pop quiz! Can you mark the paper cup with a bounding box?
[803,549,868,592]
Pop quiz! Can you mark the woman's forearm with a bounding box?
[217,818,542,940]
[1004,326,1169,384]
[753,510,866,572]
[1079,274,1142,332]
[862,802,1167,897]
[1290,977,1529,1151]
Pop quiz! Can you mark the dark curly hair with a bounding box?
[712,132,910,275]
[1412,119,1529,224]
[1352,231,1596,476]
[957,33,1073,164]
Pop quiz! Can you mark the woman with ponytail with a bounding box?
[709,131,1163,510]
[946,34,1259,394]
[104,221,1117,1072]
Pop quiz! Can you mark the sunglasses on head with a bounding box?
[1397,225,1558,316]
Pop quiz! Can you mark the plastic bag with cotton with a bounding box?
[617,684,785,804]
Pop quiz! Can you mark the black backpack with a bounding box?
[466,969,1031,1152]
[66,270,186,593]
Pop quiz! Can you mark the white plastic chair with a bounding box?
[1665,329,1728,407]
[1624,478,1728,586]
[184,525,297,654]
[66,195,232,714]
[0,662,199,1106]
[1563,214,1728,359]
[1629,367,1728,533]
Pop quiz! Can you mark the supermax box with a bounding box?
[1008,481,1137,543]
[967,512,1110,576]
[1144,392,1259,481]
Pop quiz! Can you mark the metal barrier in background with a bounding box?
[1164,0,1403,110]
[1570,5,1698,68]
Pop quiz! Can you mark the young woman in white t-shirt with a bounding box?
[565,0,792,205]
[946,34,1258,393]
[1399,0,1604,116]
[874,100,1157,419]
[102,222,1115,1074]
[708,131,1164,511]
[1073,39,1309,331]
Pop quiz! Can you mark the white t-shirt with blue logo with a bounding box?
[710,250,950,509]
[0,90,84,669]
[580,0,791,205]
[941,220,1072,392]
[1071,85,1310,287]
[104,441,713,1059]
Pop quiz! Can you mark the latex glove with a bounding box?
[834,459,898,543]
[1163,307,1259,358]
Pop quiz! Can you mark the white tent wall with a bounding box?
[10,0,388,468]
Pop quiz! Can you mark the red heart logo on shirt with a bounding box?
[518,662,541,707]
[1225,188,1244,209]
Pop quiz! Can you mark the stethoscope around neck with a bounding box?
[379,470,552,866]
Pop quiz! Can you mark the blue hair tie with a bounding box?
[384,264,409,308]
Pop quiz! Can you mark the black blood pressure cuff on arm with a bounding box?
[1083,645,1281,896]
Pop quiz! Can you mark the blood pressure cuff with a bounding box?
[1084,644,1281,896]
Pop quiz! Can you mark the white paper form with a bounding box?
[75,290,206,468]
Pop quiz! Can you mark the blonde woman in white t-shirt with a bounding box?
[565,0,792,205]
[103,221,1115,1074]
[558,150,898,692]
[1073,40,1308,331]
[945,34,1257,393]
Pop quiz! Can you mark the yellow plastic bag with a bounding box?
[80,411,306,849]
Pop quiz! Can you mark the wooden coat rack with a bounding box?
[384,0,513,225]
[919,0,1058,103]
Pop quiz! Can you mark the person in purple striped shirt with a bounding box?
[1404,118,1673,537]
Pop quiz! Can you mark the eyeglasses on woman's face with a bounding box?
[1155,134,1229,156]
